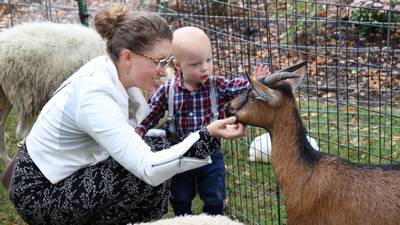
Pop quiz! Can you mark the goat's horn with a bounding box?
[259,89,279,106]
[279,61,307,73]
[262,72,301,86]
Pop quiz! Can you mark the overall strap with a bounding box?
[209,76,219,121]
[167,79,176,134]
[168,79,175,118]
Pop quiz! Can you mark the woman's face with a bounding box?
[123,39,172,92]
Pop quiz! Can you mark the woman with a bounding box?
[10,5,247,225]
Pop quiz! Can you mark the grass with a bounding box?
[299,98,400,164]
[223,131,285,225]
[1,99,399,225]
[0,109,25,225]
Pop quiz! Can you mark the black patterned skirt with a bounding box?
[10,136,171,225]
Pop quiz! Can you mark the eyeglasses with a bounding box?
[132,50,174,70]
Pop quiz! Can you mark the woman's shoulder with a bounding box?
[76,56,118,85]
[69,56,126,100]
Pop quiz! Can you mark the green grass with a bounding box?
[223,132,285,225]
[299,99,400,164]
[2,99,400,225]
[0,109,26,225]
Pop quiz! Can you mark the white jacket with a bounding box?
[26,55,211,185]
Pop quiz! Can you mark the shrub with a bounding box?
[349,0,400,35]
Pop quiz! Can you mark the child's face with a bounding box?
[175,39,213,87]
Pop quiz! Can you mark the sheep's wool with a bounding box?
[134,214,245,225]
[0,22,106,118]
[0,22,106,163]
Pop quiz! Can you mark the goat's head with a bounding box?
[225,72,301,130]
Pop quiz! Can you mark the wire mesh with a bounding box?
[0,0,156,29]
[160,1,400,224]
[1,0,399,224]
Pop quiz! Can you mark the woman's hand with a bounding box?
[206,116,247,139]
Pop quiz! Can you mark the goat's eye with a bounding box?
[248,89,265,101]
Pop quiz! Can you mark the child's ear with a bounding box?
[173,59,181,71]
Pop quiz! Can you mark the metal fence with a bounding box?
[1,0,400,224]
[160,1,400,224]
[0,0,156,29]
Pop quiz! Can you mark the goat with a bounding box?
[225,72,400,225]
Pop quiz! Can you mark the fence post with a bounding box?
[158,0,168,14]
[76,0,89,26]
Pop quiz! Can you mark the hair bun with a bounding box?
[108,4,128,27]
[94,4,128,40]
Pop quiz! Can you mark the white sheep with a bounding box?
[133,214,244,225]
[0,22,107,163]
[249,132,319,163]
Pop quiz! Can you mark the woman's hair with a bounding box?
[94,4,172,62]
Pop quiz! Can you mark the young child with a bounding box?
[135,26,269,216]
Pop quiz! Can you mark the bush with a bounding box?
[349,0,400,35]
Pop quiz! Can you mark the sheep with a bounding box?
[133,214,244,225]
[249,132,319,163]
[225,72,400,225]
[0,22,107,163]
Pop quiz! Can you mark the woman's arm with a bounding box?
[186,116,246,159]
[77,89,246,187]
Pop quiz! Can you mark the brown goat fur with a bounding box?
[225,74,400,225]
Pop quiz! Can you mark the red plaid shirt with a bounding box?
[136,74,250,141]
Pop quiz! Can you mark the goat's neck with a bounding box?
[270,104,311,188]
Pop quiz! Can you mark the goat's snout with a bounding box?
[224,102,236,117]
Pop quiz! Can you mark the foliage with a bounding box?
[211,0,229,15]
[349,0,400,35]
[280,0,321,45]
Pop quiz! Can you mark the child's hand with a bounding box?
[252,64,271,80]
[135,127,145,137]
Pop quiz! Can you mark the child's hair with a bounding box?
[94,4,173,63]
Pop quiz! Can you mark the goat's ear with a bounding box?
[249,76,258,87]
[289,68,305,92]
[280,60,307,91]
[248,73,262,91]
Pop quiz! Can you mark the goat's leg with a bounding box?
[0,86,12,164]
[16,113,34,140]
